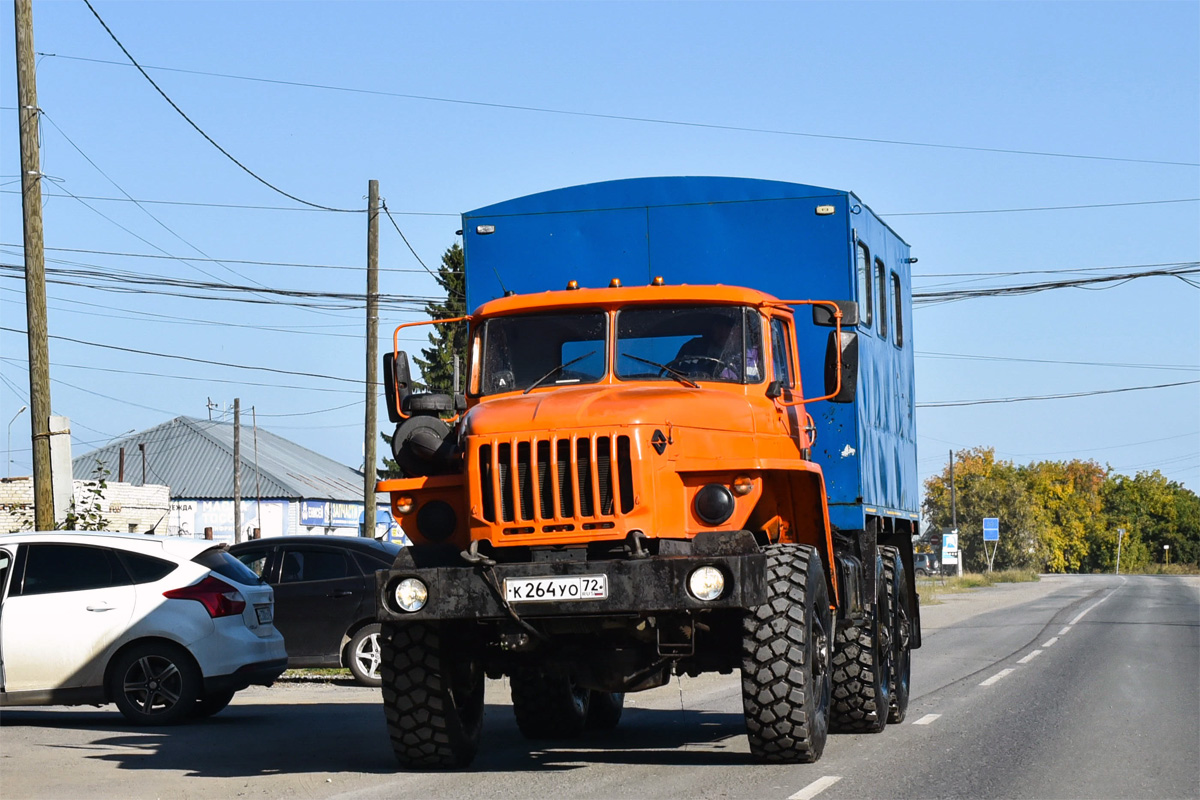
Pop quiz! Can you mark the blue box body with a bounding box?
[461,177,917,533]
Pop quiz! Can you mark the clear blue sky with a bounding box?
[2,1,1197,502]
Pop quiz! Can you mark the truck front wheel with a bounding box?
[741,543,833,763]
[380,622,485,769]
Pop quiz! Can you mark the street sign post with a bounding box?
[982,517,999,573]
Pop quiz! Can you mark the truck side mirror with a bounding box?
[812,300,859,327]
[383,351,413,423]
[824,331,858,403]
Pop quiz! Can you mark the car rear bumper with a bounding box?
[203,657,289,693]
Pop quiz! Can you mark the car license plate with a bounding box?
[255,605,273,624]
[504,575,608,603]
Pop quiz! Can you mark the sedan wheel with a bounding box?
[348,623,383,687]
[110,642,201,725]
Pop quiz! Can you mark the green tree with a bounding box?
[412,242,467,394]
[922,447,1041,571]
[1102,470,1199,569]
[380,242,466,480]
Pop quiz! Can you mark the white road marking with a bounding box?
[1042,636,1059,647]
[1058,626,1072,636]
[1018,649,1043,664]
[1069,583,1122,625]
[913,714,941,725]
[979,668,1014,686]
[789,776,842,800]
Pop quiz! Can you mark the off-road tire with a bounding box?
[586,690,625,730]
[741,543,833,763]
[380,622,485,769]
[882,546,912,724]
[510,667,591,739]
[829,557,893,733]
[346,623,383,687]
[109,641,201,726]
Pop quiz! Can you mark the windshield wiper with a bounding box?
[523,350,598,394]
[620,353,699,388]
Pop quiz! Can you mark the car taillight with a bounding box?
[164,576,247,618]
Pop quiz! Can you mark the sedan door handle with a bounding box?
[329,590,353,598]
[86,605,117,612]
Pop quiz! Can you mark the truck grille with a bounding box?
[478,435,635,527]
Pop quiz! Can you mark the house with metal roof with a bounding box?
[72,416,398,542]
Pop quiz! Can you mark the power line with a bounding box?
[0,242,449,274]
[884,198,1200,217]
[0,324,368,386]
[916,379,1199,408]
[916,350,1199,373]
[914,264,1200,304]
[5,188,1194,219]
[37,52,1200,169]
[81,2,358,213]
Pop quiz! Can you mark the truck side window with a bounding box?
[769,318,794,388]
[875,258,888,339]
[856,241,873,328]
[892,272,903,347]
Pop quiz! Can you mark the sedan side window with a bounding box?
[280,549,352,583]
[236,552,270,579]
[19,544,130,596]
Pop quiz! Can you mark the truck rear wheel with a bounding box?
[380,622,484,769]
[881,545,912,724]
[510,667,590,739]
[586,690,625,730]
[741,543,832,763]
[829,557,893,733]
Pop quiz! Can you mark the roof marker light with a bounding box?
[609,278,622,288]
[651,276,665,286]
[566,280,580,290]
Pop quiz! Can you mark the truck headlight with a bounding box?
[417,500,456,541]
[394,578,428,612]
[694,484,735,525]
[688,566,726,601]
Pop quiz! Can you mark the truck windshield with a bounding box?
[616,305,763,384]
[478,311,606,395]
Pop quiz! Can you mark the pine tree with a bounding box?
[380,242,465,479]
[413,242,467,393]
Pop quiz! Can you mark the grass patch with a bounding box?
[915,569,1039,604]
[281,668,351,681]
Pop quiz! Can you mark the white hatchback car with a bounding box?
[0,532,287,725]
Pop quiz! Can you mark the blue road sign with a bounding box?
[983,517,1000,542]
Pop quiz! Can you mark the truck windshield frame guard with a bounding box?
[373,177,920,770]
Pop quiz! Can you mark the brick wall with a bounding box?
[0,477,170,534]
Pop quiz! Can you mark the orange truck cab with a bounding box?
[373,178,919,769]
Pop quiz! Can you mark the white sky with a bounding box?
[2,1,1197,498]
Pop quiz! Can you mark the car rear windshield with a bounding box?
[194,548,264,585]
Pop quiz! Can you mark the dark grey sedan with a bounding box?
[229,536,400,686]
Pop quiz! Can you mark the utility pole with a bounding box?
[15,0,54,529]
[950,449,961,577]
[1115,528,1125,575]
[363,180,379,538]
[233,398,242,543]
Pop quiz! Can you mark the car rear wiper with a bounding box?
[522,350,597,394]
[620,353,699,388]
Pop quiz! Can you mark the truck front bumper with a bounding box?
[376,553,768,622]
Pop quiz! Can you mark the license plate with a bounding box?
[504,575,608,603]
[255,605,274,624]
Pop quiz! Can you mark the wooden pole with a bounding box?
[363,180,379,537]
[233,399,242,543]
[14,0,54,529]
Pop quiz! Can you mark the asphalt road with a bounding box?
[2,574,1197,800]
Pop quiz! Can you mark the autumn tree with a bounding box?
[1021,459,1107,573]
[1102,470,1199,570]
